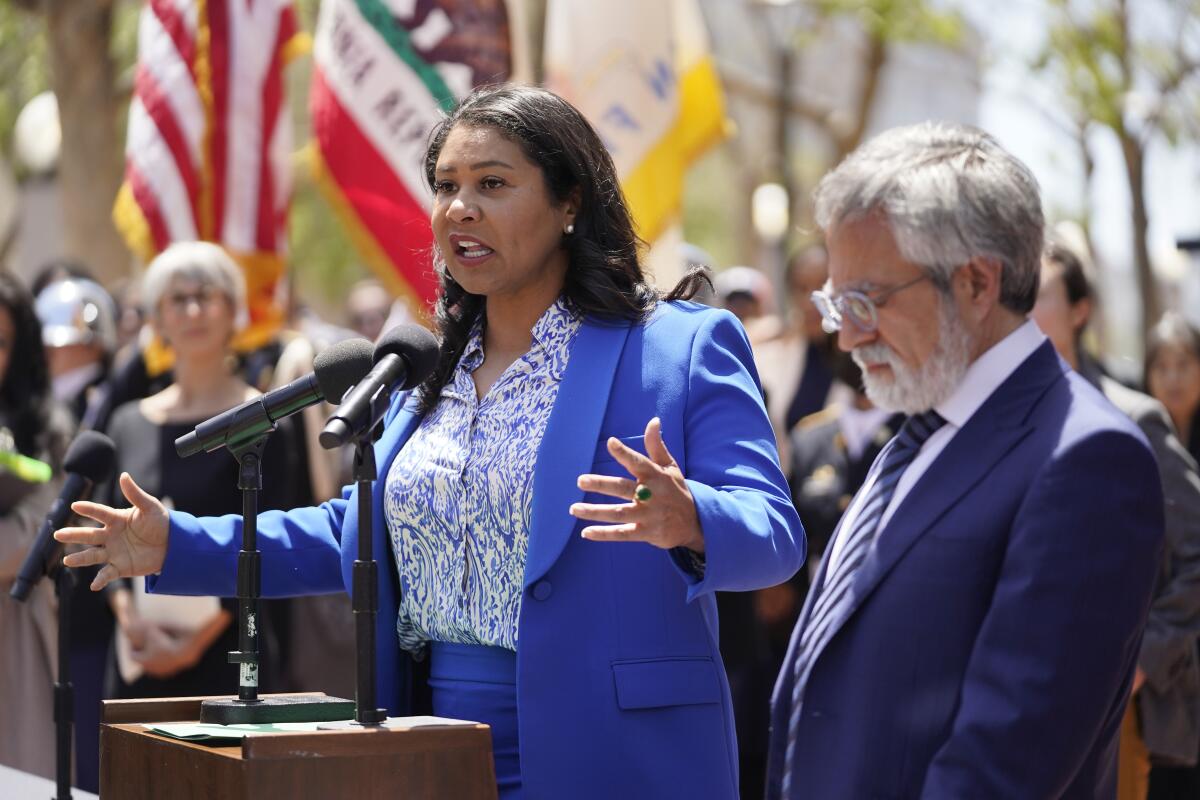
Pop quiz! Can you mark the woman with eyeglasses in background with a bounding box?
[102,242,305,703]
[1145,312,1200,465]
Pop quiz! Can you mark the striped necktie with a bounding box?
[780,409,946,797]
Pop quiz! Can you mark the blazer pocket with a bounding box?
[592,434,647,469]
[611,657,722,710]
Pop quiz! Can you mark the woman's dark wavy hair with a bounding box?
[417,84,710,411]
[0,271,55,458]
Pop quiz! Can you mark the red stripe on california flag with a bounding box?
[311,71,439,305]
[149,0,195,75]
[255,17,289,253]
[206,0,230,242]
[127,164,172,254]
[136,66,201,232]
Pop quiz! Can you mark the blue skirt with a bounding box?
[429,642,521,798]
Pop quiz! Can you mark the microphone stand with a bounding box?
[199,434,354,724]
[320,427,388,729]
[45,557,74,800]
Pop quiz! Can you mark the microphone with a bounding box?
[10,431,117,602]
[320,324,439,449]
[175,337,375,458]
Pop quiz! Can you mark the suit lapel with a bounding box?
[524,317,631,588]
[818,341,1065,647]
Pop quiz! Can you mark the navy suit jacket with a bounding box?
[767,340,1165,799]
[151,302,806,799]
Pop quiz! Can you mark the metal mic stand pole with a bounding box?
[48,558,74,800]
[200,435,354,724]
[320,429,387,729]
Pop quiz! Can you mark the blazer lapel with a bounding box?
[524,317,631,588]
[819,341,1065,646]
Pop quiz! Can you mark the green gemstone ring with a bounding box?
[634,484,653,503]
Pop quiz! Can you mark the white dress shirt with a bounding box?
[825,320,1047,574]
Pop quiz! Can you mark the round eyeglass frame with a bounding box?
[810,274,932,334]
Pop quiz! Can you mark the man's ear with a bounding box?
[957,256,1004,318]
[1070,296,1093,335]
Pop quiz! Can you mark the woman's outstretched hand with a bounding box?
[571,417,705,553]
[54,472,170,590]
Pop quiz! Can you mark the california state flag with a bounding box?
[310,0,511,313]
[544,0,726,252]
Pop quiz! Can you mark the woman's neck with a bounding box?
[483,293,558,358]
[169,352,246,413]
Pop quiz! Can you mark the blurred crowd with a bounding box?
[0,249,407,792]
[0,232,1197,797]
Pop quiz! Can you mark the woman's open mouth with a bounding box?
[449,234,495,262]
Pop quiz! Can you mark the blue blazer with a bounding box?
[767,341,1165,799]
[152,302,806,799]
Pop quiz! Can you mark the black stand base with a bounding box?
[315,711,390,731]
[199,694,355,725]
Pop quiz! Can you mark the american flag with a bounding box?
[113,0,303,349]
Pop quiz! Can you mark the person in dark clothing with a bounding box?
[103,242,306,700]
[1146,313,1200,467]
[759,351,902,665]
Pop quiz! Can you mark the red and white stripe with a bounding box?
[121,0,296,257]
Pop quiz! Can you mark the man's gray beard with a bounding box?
[852,298,973,414]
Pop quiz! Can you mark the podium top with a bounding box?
[101,698,498,800]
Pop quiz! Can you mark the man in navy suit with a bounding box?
[767,122,1165,798]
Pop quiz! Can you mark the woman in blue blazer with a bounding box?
[59,86,805,798]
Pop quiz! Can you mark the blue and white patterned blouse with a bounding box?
[383,298,582,654]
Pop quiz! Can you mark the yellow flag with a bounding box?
[544,0,727,244]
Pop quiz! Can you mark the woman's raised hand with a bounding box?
[570,417,705,553]
[54,472,170,590]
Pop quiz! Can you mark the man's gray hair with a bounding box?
[141,241,249,329]
[814,122,1044,313]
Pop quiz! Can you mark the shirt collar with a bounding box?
[935,319,1046,429]
[448,296,580,393]
[460,320,485,374]
[533,294,577,348]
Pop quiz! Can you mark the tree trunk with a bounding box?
[44,0,130,286]
[1119,131,1159,337]
[835,32,887,163]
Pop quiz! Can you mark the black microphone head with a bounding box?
[374,324,439,390]
[63,430,117,483]
[313,337,375,404]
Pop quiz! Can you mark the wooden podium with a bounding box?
[100,696,498,799]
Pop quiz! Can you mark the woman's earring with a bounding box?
[564,224,575,235]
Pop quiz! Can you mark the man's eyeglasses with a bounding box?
[810,274,931,334]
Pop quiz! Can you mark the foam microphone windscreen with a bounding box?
[63,430,118,483]
[313,338,375,404]
[374,324,440,390]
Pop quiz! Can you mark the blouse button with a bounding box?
[531,581,553,601]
